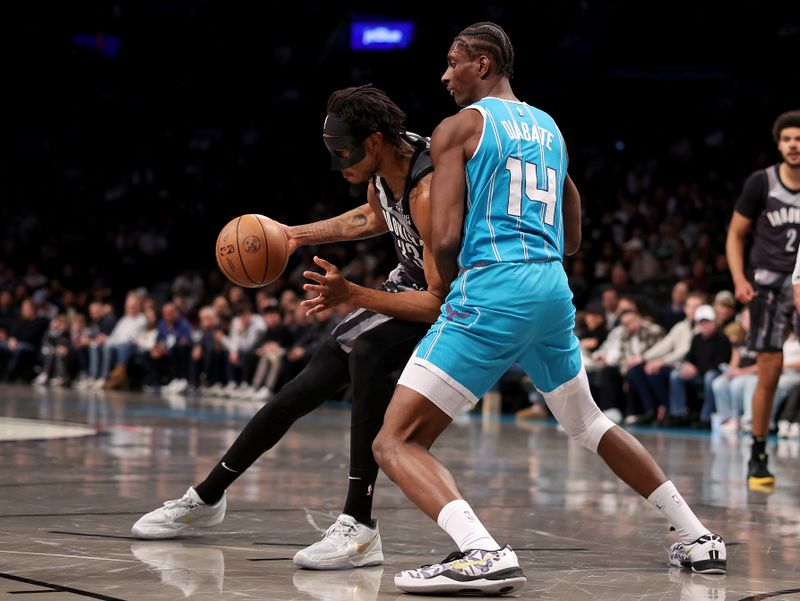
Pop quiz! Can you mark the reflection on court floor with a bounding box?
[0,384,798,600]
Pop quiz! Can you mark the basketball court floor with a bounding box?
[0,384,798,600]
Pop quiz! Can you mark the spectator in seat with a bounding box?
[590,308,664,424]
[33,314,73,386]
[191,306,227,392]
[625,292,705,425]
[655,281,689,331]
[144,302,193,392]
[0,298,49,382]
[712,308,758,433]
[666,304,731,428]
[99,291,147,390]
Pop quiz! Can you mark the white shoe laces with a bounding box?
[321,519,357,544]
[161,495,200,518]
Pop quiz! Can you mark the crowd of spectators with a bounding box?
[0,277,355,402]
[3,4,797,437]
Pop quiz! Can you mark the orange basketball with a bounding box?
[215,214,289,288]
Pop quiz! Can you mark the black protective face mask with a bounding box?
[323,113,367,170]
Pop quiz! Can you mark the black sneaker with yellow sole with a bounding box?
[748,453,775,488]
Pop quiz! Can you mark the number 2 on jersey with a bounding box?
[505,157,557,225]
[786,229,797,253]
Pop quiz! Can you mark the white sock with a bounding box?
[647,481,710,544]
[436,499,500,552]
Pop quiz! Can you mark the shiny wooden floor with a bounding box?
[0,383,799,600]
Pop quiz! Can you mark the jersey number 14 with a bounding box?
[505,157,557,226]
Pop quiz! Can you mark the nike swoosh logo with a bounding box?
[221,462,239,473]
[451,551,502,570]
[355,532,378,554]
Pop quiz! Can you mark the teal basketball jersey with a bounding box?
[458,97,568,269]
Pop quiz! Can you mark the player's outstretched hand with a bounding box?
[302,256,352,315]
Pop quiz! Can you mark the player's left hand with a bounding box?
[302,256,353,315]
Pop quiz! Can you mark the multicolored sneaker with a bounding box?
[131,487,226,539]
[668,533,727,574]
[293,514,383,570]
[394,545,525,595]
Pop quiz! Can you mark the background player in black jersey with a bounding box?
[132,85,447,570]
[726,109,800,487]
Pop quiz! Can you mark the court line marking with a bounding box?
[0,572,127,601]
[0,550,136,563]
[47,531,139,541]
[252,542,309,547]
[737,589,800,600]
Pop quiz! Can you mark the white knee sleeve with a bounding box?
[540,366,615,453]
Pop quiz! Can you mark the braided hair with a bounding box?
[454,22,515,79]
[326,84,406,144]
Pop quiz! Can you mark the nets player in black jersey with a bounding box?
[726,109,800,487]
[132,85,447,570]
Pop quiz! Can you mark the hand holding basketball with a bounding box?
[215,214,290,288]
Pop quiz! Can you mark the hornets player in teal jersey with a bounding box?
[372,22,727,595]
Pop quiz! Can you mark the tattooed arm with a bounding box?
[283,185,389,253]
[301,174,446,324]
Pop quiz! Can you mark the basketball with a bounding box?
[215,214,289,288]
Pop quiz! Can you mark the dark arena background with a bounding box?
[1,2,798,600]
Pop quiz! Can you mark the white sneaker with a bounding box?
[394,545,525,595]
[74,376,92,389]
[205,383,225,396]
[252,386,273,402]
[668,533,726,574]
[789,422,800,440]
[778,420,791,438]
[131,487,226,539]
[171,379,189,394]
[233,384,254,399]
[293,514,383,570]
[32,372,49,386]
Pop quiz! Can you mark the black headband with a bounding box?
[323,113,356,137]
[323,112,367,170]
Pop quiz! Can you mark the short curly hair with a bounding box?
[772,110,800,143]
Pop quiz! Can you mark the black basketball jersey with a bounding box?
[373,132,432,291]
[735,164,800,274]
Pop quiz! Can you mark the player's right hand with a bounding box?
[276,222,298,255]
[734,279,755,304]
